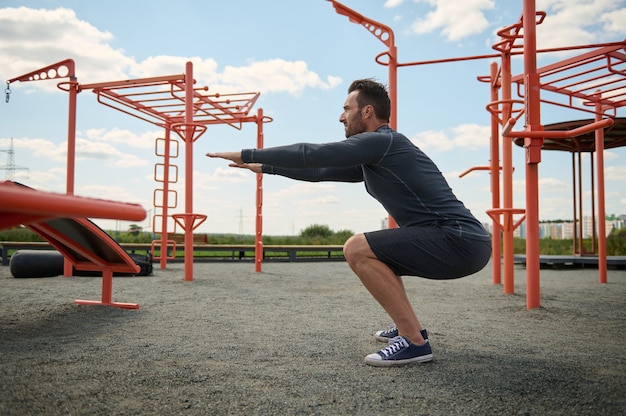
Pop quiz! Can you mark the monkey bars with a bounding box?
[80,62,271,280]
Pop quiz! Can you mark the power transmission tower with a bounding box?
[237,206,248,238]
[0,138,29,180]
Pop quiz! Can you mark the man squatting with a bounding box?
[208,78,492,366]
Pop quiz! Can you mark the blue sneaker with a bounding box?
[365,336,433,367]
[374,324,428,343]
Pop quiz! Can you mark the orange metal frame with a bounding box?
[8,61,272,281]
[492,8,622,307]
[0,180,146,308]
[330,0,625,309]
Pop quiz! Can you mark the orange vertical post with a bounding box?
[183,62,194,282]
[500,52,517,294]
[63,71,79,277]
[488,62,502,285]
[170,62,208,281]
[387,43,399,229]
[387,44,398,132]
[327,0,399,228]
[255,108,265,272]
[594,100,607,283]
[522,0,542,309]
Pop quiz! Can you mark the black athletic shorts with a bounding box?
[364,224,492,279]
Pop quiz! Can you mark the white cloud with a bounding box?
[1,7,340,97]
[209,166,250,183]
[410,124,490,151]
[82,128,158,150]
[535,0,626,49]
[267,182,336,199]
[410,129,453,151]
[407,0,625,48]
[539,176,570,191]
[74,137,149,167]
[310,195,340,205]
[601,8,626,33]
[10,137,67,163]
[179,168,251,197]
[605,165,626,182]
[78,184,144,204]
[130,55,219,84]
[451,124,490,148]
[221,59,342,96]
[384,0,406,8]
[0,7,132,88]
[410,0,495,41]
[260,182,335,213]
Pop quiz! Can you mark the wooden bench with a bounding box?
[169,234,209,245]
[261,245,344,262]
[2,242,345,264]
[113,243,346,262]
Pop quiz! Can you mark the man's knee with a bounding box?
[343,234,372,264]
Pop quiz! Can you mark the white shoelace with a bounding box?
[379,336,409,357]
[381,323,398,336]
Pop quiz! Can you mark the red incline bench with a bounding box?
[0,181,147,309]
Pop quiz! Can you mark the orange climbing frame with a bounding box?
[472,4,622,307]
[330,0,625,309]
[79,62,272,279]
[8,61,272,281]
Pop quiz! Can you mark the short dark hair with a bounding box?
[348,78,391,122]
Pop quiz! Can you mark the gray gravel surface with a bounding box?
[1,260,624,415]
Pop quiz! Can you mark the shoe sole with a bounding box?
[364,354,434,367]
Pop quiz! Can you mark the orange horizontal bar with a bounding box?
[508,118,614,139]
[458,165,502,178]
[0,181,146,222]
[80,74,184,91]
[396,41,625,68]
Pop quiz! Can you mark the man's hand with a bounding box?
[206,151,263,174]
[206,151,243,164]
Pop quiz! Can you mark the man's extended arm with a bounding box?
[262,165,363,183]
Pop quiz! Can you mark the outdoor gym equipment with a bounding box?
[329,0,624,309]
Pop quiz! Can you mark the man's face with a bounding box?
[340,91,367,138]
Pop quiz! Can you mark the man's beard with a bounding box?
[345,114,367,138]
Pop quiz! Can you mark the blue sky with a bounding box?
[1,0,625,236]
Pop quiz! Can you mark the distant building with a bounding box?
[485,215,624,239]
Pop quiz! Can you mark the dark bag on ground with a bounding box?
[10,249,153,278]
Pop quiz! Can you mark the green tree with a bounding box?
[300,224,333,239]
[127,224,142,236]
[607,227,626,255]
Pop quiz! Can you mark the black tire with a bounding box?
[10,250,64,278]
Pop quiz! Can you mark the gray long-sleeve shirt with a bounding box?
[241,125,490,240]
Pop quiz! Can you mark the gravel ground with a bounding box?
[1,259,624,415]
